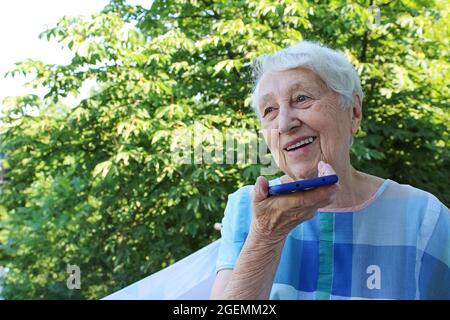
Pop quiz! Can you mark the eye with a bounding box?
[263,106,276,117]
[295,95,310,103]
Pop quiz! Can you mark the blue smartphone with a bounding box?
[268,175,338,196]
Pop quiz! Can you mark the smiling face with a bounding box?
[258,67,361,180]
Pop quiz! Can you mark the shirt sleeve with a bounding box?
[215,185,253,274]
[418,197,450,299]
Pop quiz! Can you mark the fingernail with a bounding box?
[318,161,325,176]
[323,163,336,175]
[258,177,265,194]
[256,177,262,191]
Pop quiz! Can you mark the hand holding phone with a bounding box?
[268,161,339,196]
[250,161,340,242]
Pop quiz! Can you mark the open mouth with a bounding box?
[285,136,317,152]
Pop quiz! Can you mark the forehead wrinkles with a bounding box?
[258,69,327,104]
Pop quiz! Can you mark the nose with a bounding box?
[278,104,301,134]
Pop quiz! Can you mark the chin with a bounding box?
[287,165,317,180]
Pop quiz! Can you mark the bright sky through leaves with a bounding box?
[0,0,151,110]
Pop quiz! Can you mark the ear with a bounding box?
[350,94,362,134]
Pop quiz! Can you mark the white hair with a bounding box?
[251,41,364,117]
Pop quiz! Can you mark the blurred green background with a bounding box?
[0,0,448,299]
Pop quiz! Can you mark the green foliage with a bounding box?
[0,0,448,299]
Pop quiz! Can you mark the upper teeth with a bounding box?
[286,137,316,151]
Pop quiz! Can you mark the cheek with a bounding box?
[312,102,350,140]
[261,128,280,152]
[307,103,351,160]
[297,103,330,134]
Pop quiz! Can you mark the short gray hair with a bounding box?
[251,41,364,117]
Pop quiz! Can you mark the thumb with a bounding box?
[318,161,336,177]
[318,161,341,190]
[252,176,269,203]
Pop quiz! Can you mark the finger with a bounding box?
[314,185,339,208]
[318,161,336,177]
[300,183,339,208]
[252,176,269,203]
[318,161,340,190]
[278,182,339,209]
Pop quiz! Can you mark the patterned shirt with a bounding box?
[216,178,450,300]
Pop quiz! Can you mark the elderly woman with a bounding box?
[210,41,450,300]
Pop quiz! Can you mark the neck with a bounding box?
[324,162,362,209]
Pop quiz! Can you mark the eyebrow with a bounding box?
[259,81,315,108]
[259,93,274,107]
[286,82,315,95]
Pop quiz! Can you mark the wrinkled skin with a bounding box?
[250,67,365,241]
[258,67,360,181]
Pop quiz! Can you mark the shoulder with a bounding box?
[221,178,280,239]
[220,184,253,241]
[226,177,281,207]
[227,184,253,205]
[223,184,253,224]
[383,179,449,246]
[385,179,446,213]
